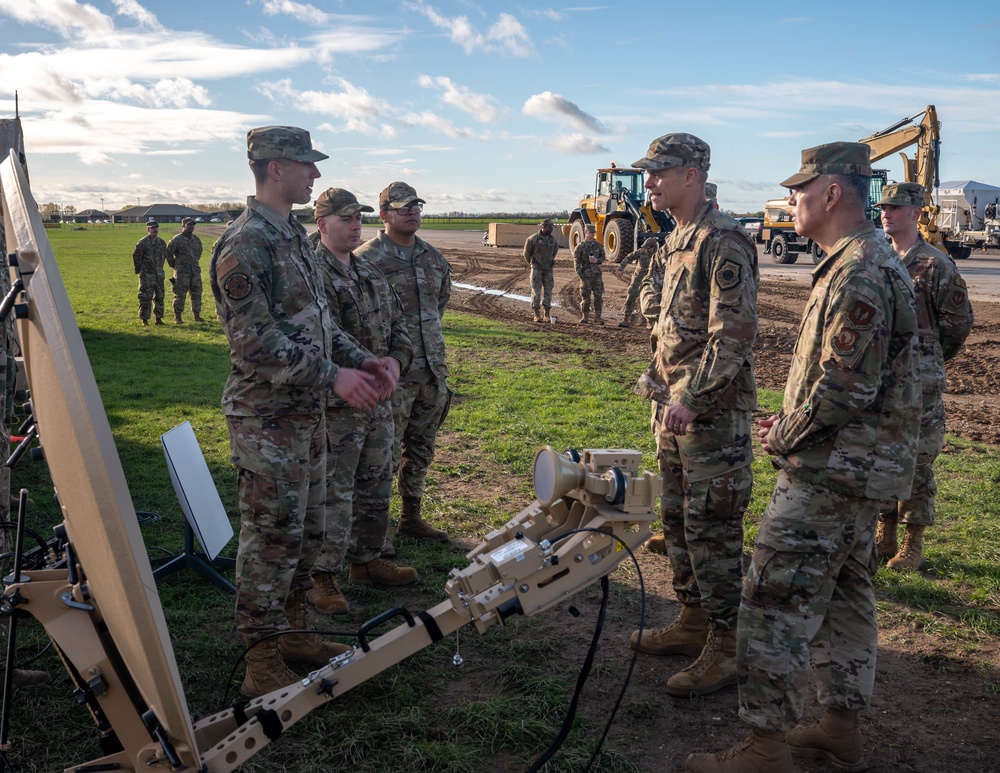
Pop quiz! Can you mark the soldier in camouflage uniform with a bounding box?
[573,224,605,324]
[522,218,560,322]
[628,134,758,701]
[876,182,974,572]
[166,217,204,324]
[686,143,921,773]
[615,237,657,327]
[705,181,719,209]
[210,126,389,697]
[308,188,418,614]
[356,182,452,546]
[132,220,166,325]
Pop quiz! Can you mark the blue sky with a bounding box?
[2,0,1000,215]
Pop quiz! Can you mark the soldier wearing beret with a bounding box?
[686,143,921,772]
[628,133,758,701]
[166,217,204,324]
[132,219,166,325]
[573,223,605,324]
[356,182,453,549]
[616,236,658,328]
[876,182,973,571]
[210,126,389,697]
[307,188,418,614]
[522,218,560,322]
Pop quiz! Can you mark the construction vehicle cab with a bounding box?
[563,165,674,261]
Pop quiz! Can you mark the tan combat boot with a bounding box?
[542,307,551,322]
[154,317,164,325]
[578,312,589,324]
[532,308,542,323]
[306,571,349,615]
[685,727,793,773]
[786,707,866,772]
[644,533,667,554]
[241,638,301,697]
[349,557,419,587]
[594,311,605,325]
[280,590,353,668]
[666,625,738,696]
[397,496,449,541]
[887,524,925,571]
[193,313,205,322]
[13,668,51,687]
[630,604,709,656]
[174,314,183,324]
[140,318,149,326]
[875,514,898,560]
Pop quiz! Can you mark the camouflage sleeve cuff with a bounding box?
[678,389,710,415]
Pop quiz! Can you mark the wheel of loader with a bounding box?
[771,234,797,264]
[604,218,633,263]
[569,221,586,252]
[812,242,825,264]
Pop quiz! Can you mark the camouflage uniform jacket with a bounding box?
[901,238,974,407]
[132,234,166,274]
[166,232,203,269]
[635,202,758,414]
[618,247,653,276]
[523,231,560,270]
[356,230,451,385]
[573,239,605,277]
[210,196,370,417]
[768,222,920,501]
[315,242,413,409]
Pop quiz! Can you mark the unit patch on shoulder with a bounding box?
[847,300,876,328]
[224,272,252,301]
[832,327,860,357]
[714,259,742,291]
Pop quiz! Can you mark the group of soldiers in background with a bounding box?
[131,217,204,325]
[208,126,452,697]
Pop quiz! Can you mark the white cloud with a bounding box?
[0,0,113,40]
[527,8,565,21]
[400,111,489,140]
[547,134,611,155]
[259,0,330,25]
[260,77,399,137]
[111,0,161,30]
[406,1,535,57]
[522,91,608,133]
[417,75,500,122]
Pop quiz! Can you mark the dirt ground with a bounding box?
[434,240,1000,772]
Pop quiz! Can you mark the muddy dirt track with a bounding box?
[422,230,1000,445]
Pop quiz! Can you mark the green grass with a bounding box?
[3,223,999,771]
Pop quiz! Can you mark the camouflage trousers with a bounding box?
[530,267,554,311]
[137,268,165,322]
[879,398,945,527]
[172,262,203,317]
[228,413,326,640]
[653,403,752,628]
[314,401,394,571]
[738,469,879,732]
[578,270,604,317]
[392,379,452,499]
[622,271,645,317]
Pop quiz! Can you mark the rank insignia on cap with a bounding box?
[715,259,742,291]
[832,327,860,356]
[224,273,252,301]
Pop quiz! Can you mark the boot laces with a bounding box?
[686,628,722,677]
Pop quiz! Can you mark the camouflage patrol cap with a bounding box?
[541,218,553,227]
[380,181,425,210]
[705,182,718,200]
[146,219,158,227]
[642,237,657,249]
[878,181,924,208]
[181,217,196,225]
[585,223,597,233]
[781,141,871,189]
[632,133,711,172]
[314,188,375,219]
[246,125,329,163]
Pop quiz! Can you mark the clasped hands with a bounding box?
[332,356,401,410]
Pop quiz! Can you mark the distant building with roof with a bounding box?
[113,203,205,224]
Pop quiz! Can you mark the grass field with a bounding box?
[3,224,998,771]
